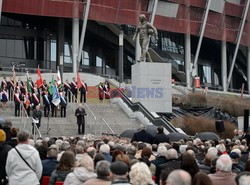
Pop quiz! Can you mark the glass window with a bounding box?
[64,43,72,63]
[51,40,56,62]
[96,56,102,67]
[0,39,7,56]
[82,51,89,66]
[203,66,211,83]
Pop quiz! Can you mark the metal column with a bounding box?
[77,0,91,70]
[72,18,79,73]
[247,47,250,94]
[221,40,227,92]
[0,0,2,23]
[227,0,250,90]
[119,30,124,83]
[192,0,211,76]
[185,34,191,88]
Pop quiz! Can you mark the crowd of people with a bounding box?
[0,120,250,185]
[0,76,88,118]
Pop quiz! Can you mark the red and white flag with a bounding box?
[77,71,82,89]
[57,70,62,85]
[36,66,43,88]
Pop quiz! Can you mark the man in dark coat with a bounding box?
[42,145,58,176]
[32,105,42,135]
[0,129,12,185]
[75,104,87,135]
[131,125,154,144]
[153,126,169,145]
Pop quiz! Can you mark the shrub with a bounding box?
[170,116,236,139]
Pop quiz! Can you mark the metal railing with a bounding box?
[33,120,42,141]
[110,88,178,133]
[100,117,115,135]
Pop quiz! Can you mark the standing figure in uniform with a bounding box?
[133,14,158,62]
[75,104,87,135]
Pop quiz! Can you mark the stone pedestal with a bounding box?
[131,62,172,113]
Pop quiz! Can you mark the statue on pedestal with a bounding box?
[133,14,158,62]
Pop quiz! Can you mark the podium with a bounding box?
[131,62,172,113]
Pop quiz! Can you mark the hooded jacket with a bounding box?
[6,143,43,185]
[64,167,97,185]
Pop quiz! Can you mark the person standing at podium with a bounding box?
[75,104,87,135]
[32,105,42,135]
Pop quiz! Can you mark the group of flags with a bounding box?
[11,66,83,107]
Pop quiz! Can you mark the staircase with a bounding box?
[0,101,141,137]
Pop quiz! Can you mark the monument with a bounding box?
[132,14,172,113]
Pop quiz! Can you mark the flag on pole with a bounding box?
[48,76,55,95]
[50,76,61,106]
[36,66,43,88]
[57,70,62,85]
[77,71,82,89]
[27,77,32,93]
[12,66,16,88]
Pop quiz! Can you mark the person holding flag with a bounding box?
[80,80,88,103]
[49,76,61,117]
[42,87,50,117]
[1,86,8,109]
[14,88,22,116]
[59,89,67,117]
[71,77,77,101]
[64,79,71,102]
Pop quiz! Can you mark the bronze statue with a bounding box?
[133,14,158,62]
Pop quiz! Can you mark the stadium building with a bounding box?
[0,0,250,93]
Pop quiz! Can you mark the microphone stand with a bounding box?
[46,105,51,135]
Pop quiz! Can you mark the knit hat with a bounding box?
[0,129,6,142]
[110,161,128,176]
[229,152,239,159]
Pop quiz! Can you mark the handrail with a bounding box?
[111,88,178,133]
[33,120,42,140]
[84,103,96,120]
[101,117,115,134]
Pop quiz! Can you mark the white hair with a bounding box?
[167,149,178,159]
[129,162,153,185]
[76,154,95,172]
[28,139,35,147]
[108,141,115,148]
[179,145,187,154]
[207,147,218,157]
[231,148,241,156]
[55,139,63,150]
[239,175,250,185]
[216,154,232,172]
[77,140,86,148]
[166,170,191,185]
[157,145,168,157]
[100,144,110,154]
[216,144,226,153]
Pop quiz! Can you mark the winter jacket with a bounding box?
[49,169,71,185]
[64,167,97,185]
[0,142,12,182]
[6,144,43,185]
[42,157,58,176]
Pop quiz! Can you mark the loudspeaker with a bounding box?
[244,109,249,132]
[215,120,225,133]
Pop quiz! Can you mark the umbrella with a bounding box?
[120,129,137,138]
[196,132,219,141]
[168,132,189,142]
[145,125,158,137]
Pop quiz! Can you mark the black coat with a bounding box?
[42,157,59,176]
[33,110,42,126]
[131,130,154,144]
[0,142,12,181]
[75,108,86,124]
[153,133,170,145]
